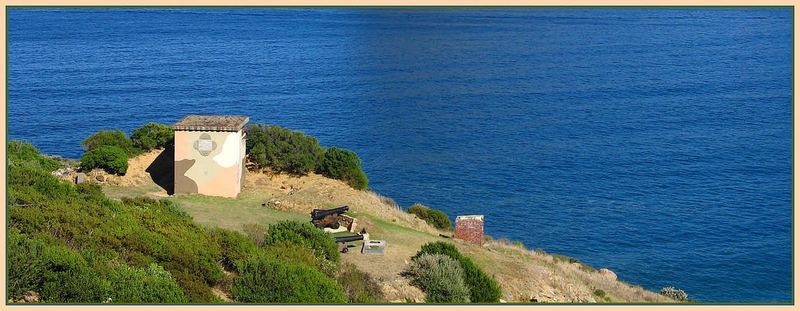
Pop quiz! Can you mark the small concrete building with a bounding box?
[173,115,248,198]
[454,215,484,245]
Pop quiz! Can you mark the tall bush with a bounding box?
[131,122,174,151]
[230,254,347,303]
[407,203,451,230]
[412,242,501,303]
[82,130,139,156]
[405,254,470,303]
[317,147,369,190]
[246,125,324,175]
[80,145,129,175]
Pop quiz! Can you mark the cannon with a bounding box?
[311,206,349,220]
[334,234,365,253]
[311,206,352,230]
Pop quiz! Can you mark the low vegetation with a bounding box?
[7,140,371,304]
[262,220,340,264]
[336,263,385,303]
[407,203,451,230]
[405,254,471,303]
[80,146,130,175]
[79,123,173,176]
[231,253,347,303]
[412,242,502,303]
[246,124,369,190]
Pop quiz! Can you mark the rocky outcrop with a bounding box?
[599,268,617,281]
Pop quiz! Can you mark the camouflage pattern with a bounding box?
[174,129,246,198]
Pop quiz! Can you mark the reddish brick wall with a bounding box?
[454,216,484,245]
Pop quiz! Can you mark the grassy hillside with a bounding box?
[97,149,672,303]
[7,140,673,304]
[6,141,379,304]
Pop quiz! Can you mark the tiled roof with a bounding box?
[172,115,249,132]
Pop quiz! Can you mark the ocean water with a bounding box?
[7,8,792,302]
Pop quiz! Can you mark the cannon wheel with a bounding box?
[330,222,340,229]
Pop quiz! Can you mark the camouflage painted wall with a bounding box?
[174,130,246,198]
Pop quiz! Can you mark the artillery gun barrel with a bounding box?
[311,206,349,220]
[334,234,364,243]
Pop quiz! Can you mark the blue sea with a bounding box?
[7,8,792,302]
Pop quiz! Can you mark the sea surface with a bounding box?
[7,8,792,302]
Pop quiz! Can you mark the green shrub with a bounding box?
[82,130,140,156]
[246,124,325,175]
[76,182,105,198]
[39,241,111,302]
[8,140,61,171]
[7,228,47,299]
[108,263,187,303]
[263,221,339,264]
[337,263,385,303]
[407,203,451,230]
[231,254,347,303]
[593,289,606,298]
[8,144,234,303]
[316,147,369,190]
[80,146,129,175]
[208,228,259,272]
[262,243,320,269]
[412,242,501,303]
[131,122,174,151]
[406,254,470,303]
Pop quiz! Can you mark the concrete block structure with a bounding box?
[173,115,248,198]
[454,215,484,245]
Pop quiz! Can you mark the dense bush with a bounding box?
[8,142,240,303]
[80,146,129,175]
[245,124,369,190]
[407,203,451,230]
[405,254,470,303]
[82,130,140,156]
[337,263,385,303]
[131,122,174,151]
[9,229,115,303]
[660,287,688,301]
[108,263,187,303]
[8,141,61,172]
[8,228,47,299]
[262,243,321,270]
[246,124,325,175]
[317,147,369,190]
[230,254,347,303]
[412,242,502,303]
[263,221,339,264]
[208,228,259,272]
